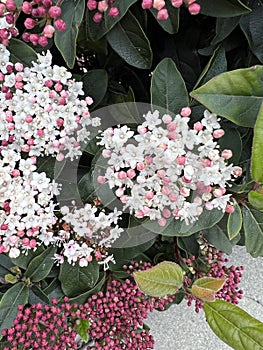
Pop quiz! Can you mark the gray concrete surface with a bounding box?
[147,246,263,350]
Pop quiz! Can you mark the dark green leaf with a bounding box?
[151,58,189,114]
[150,2,179,34]
[190,66,263,127]
[54,0,85,68]
[0,283,29,335]
[11,246,45,270]
[87,0,137,41]
[194,46,227,89]
[59,260,99,297]
[227,199,242,240]
[204,300,263,350]
[29,285,50,305]
[82,69,108,109]
[251,103,263,182]
[240,8,263,64]
[197,0,251,17]
[242,205,263,257]
[106,11,152,69]
[25,246,57,282]
[0,255,13,273]
[36,156,57,180]
[8,38,37,67]
[212,17,241,45]
[217,128,242,164]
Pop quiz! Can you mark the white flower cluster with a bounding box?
[0,154,59,258]
[98,110,242,226]
[53,204,123,267]
[0,44,100,160]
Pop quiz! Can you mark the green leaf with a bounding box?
[193,45,227,90]
[143,208,224,237]
[59,260,99,297]
[11,246,44,270]
[25,246,57,282]
[54,0,85,68]
[248,191,263,211]
[217,127,242,164]
[190,66,263,127]
[0,255,13,275]
[197,0,251,17]
[211,17,241,45]
[4,274,17,284]
[204,300,263,350]
[192,277,226,301]
[134,261,184,297]
[151,57,189,114]
[252,103,263,182]
[227,199,242,240]
[87,0,138,41]
[106,11,152,69]
[150,2,179,34]
[0,283,29,335]
[240,8,263,64]
[8,38,37,67]
[82,69,108,109]
[29,285,50,305]
[75,319,90,343]
[242,205,263,257]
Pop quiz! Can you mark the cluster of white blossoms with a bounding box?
[0,44,101,161]
[98,109,242,226]
[52,204,123,268]
[0,155,59,258]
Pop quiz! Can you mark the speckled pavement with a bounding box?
[147,246,263,350]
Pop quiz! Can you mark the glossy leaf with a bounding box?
[248,191,263,211]
[11,246,44,270]
[242,205,263,257]
[217,128,242,164]
[54,0,85,68]
[59,260,99,297]
[240,8,263,64]
[25,246,57,282]
[0,283,29,335]
[134,261,184,297]
[150,2,179,34]
[227,199,242,240]
[106,11,152,69]
[190,66,263,127]
[82,69,108,109]
[204,300,263,350]
[192,277,226,301]
[29,285,50,305]
[212,17,240,45]
[0,255,13,277]
[87,0,137,41]
[197,0,251,17]
[252,103,263,182]
[143,208,224,237]
[8,38,37,67]
[151,58,189,114]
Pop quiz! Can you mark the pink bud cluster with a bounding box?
[98,109,242,227]
[0,0,19,46]
[184,239,244,313]
[141,0,201,20]
[87,0,119,23]
[1,298,86,350]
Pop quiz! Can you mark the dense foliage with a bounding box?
[0,0,263,349]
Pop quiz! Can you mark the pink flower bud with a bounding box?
[116,187,124,197]
[194,121,203,131]
[180,187,190,197]
[142,0,153,9]
[188,2,201,15]
[180,107,191,117]
[176,155,186,165]
[162,114,172,124]
[6,0,16,11]
[11,169,20,177]
[38,36,48,47]
[0,4,6,16]
[49,5,62,18]
[24,18,36,30]
[37,6,47,17]
[157,9,168,20]
[205,202,214,210]
[86,96,93,105]
[158,218,167,226]
[136,162,145,171]
[98,1,108,12]
[145,156,153,165]
[56,153,65,161]
[43,24,55,38]
[162,186,171,196]
[145,191,154,200]
[232,166,242,177]
[153,0,165,10]
[225,204,235,213]
[43,0,52,7]
[127,168,136,178]
[6,13,15,25]
[172,0,183,7]
[184,0,196,4]
[87,0,97,10]
[137,125,147,134]
[166,122,177,131]
[135,210,145,219]
[162,208,171,218]
[54,19,66,31]
[213,129,225,138]
[108,7,119,17]
[120,195,128,203]
[97,176,106,184]
[15,62,24,72]
[221,149,232,159]
[29,34,39,45]
[169,193,178,202]
[25,115,33,123]
[118,171,127,180]
[93,12,103,23]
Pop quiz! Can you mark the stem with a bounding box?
[173,237,180,264]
